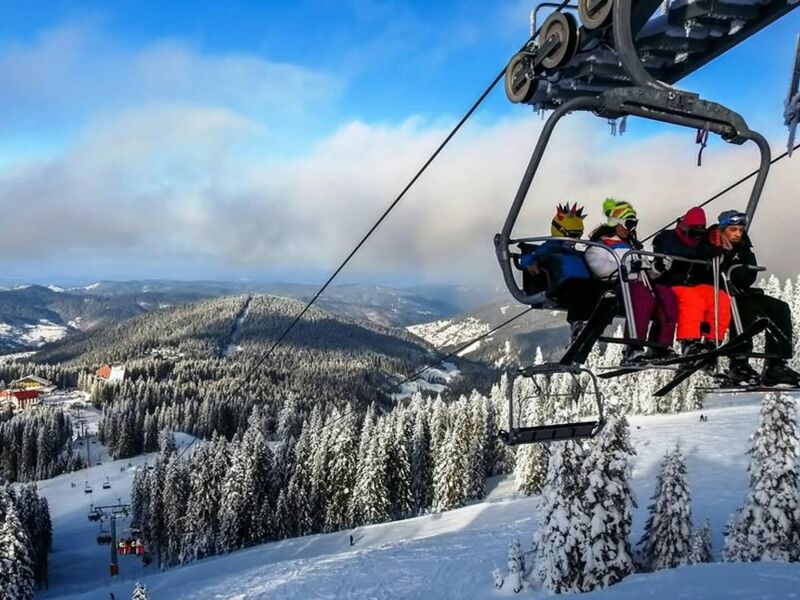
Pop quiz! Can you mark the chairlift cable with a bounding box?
[640,141,800,243]
[297,306,535,436]
[242,1,573,381]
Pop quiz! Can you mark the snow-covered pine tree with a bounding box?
[533,440,588,593]
[428,396,449,466]
[638,446,692,570]
[218,440,249,553]
[358,418,391,525]
[284,422,313,536]
[307,413,334,533]
[324,408,358,531]
[146,453,168,567]
[508,539,524,593]
[580,416,636,590]
[240,409,274,544]
[489,374,515,475]
[162,452,190,566]
[410,404,432,513]
[347,408,376,527]
[386,409,413,519]
[689,519,713,564]
[432,408,469,511]
[465,395,488,500]
[0,489,35,600]
[181,434,229,561]
[723,392,799,562]
[512,387,547,496]
[131,581,149,599]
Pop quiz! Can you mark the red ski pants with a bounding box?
[672,284,730,341]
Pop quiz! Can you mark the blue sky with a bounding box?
[0,1,798,284]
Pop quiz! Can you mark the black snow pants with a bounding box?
[555,278,611,324]
[733,290,793,359]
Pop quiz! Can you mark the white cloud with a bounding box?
[0,108,796,282]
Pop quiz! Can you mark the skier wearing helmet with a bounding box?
[585,198,679,365]
[518,203,606,343]
[711,210,800,387]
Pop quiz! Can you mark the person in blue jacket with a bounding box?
[520,204,606,342]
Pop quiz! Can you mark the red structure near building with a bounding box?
[0,389,40,410]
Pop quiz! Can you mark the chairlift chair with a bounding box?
[83,481,92,494]
[500,363,605,444]
[96,526,113,545]
[102,477,111,490]
[490,1,800,425]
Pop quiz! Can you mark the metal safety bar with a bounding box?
[723,263,771,342]
[505,363,605,445]
[506,237,716,340]
[495,88,771,313]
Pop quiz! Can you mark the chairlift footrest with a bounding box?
[500,420,604,445]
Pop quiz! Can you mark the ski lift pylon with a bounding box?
[500,363,605,445]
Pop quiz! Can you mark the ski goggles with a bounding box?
[685,226,707,239]
[719,211,748,228]
[551,220,583,238]
[622,218,638,231]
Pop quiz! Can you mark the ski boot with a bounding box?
[722,358,761,386]
[761,360,800,388]
[646,346,680,362]
[620,346,648,366]
[680,339,717,373]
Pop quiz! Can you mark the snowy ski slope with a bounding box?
[39,395,800,599]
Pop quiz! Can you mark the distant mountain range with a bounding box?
[407,301,572,366]
[0,280,505,352]
[0,279,576,368]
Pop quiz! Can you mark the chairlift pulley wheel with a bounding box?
[539,12,580,70]
[504,52,539,104]
[578,0,613,30]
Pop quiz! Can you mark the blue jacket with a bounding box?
[519,240,590,287]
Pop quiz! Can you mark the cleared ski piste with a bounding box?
[40,395,800,599]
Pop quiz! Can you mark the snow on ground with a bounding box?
[391,361,461,400]
[0,350,36,362]
[224,297,252,358]
[407,317,491,349]
[0,319,69,346]
[40,397,800,599]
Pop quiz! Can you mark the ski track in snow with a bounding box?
[223,296,252,358]
[40,397,800,599]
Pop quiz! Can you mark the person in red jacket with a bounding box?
[651,206,730,354]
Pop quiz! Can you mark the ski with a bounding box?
[653,363,705,397]
[697,385,800,394]
[653,338,754,397]
[599,318,770,381]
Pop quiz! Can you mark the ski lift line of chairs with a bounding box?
[500,363,605,445]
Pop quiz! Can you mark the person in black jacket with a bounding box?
[714,210,800,387]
